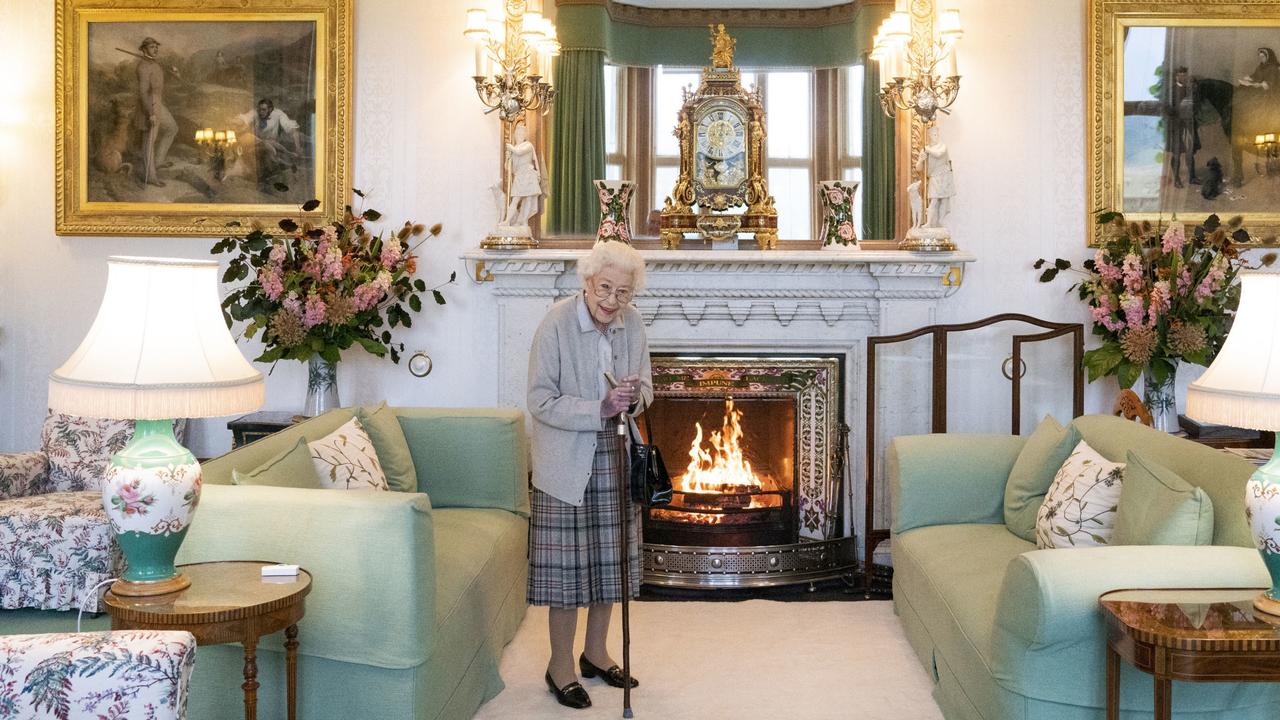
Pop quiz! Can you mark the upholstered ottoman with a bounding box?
[0,631,196,719]
[0,491,121,613]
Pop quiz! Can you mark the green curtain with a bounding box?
[546,49,606,235]
[862,56,895,241]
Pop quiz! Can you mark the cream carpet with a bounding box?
[474,600,944,720]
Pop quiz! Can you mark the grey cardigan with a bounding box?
[527,293,653,505]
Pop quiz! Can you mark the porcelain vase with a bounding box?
[101,419,201,594]
[595,179,634,244]
[1245,441,1280,615]
[304,356,340,416]
[818,180,859,248]
[1142,365,1178,433]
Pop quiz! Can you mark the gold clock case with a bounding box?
[660,63,778,249]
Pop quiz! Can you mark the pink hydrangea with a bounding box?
[1196,262,1227,301]
[1177,267,1193,296]
[353,283,383,311]
[269,242,287,265]
[1121,253,1145,293]
[1148,280,1171,323]
[258,267,284,301]
[1091,295,1126,333]
[282,291,302,316]
[380,238,403,269]
[1120,293,1146,330]
[1161,223,1186,254]
[1094,250,1123,284]
[303,294,327,328]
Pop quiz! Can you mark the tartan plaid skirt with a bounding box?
[528,429,642,608]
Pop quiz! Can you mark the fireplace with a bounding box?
[641,355,857,588]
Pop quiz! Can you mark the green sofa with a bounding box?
[0,407,531,720]
[890,414,1280,720]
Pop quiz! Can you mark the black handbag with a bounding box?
[628,411,673,506]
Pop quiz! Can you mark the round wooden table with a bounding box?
[1100,588,1280,720]
[104,560,312,720]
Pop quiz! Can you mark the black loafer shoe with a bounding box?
[579,654,639,688]
[545,671,592,709]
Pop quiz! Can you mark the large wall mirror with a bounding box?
[537,0,897,247]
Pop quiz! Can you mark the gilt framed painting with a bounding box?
[55,0,351,236]
[1088,0,1280,245]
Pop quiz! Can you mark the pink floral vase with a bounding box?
[595,180,635,244]
[818,180,859,248]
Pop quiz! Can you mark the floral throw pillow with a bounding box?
[1035,439,1126,549]
[307,416,390,491]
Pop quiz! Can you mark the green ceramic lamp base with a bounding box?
[103,419,203,596]
[1248,435,1280,617]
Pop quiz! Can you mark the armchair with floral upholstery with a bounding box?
[0,412,186,612]
[0,630,197,719]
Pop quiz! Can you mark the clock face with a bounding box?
[696,108,747,161]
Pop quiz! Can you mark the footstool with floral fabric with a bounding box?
[0,412,186,613]
[0,630,196,719]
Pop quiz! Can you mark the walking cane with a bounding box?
[616,408,634,719]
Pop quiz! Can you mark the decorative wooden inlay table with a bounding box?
[1100,588,1280,720]
[104,560,312,720]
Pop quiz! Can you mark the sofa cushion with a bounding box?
[1070,414,1254,547]
[232,438,321,489]
[308,416,390,491]
[1114,450,1214,546]
[357,402,418,493]
[1035,440,1124,549]
[1004,417,1080,542]
[399,412,530,514]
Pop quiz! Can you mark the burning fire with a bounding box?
[680,397,770,494]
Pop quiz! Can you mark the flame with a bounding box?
[679,397,766,494]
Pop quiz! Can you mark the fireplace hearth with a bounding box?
[641,356,857,588]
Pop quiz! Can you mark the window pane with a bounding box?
[607,163,622,181]
[604,64,620,155]
[768,167,811,240]
[845,65,864,157]
[765,71,811,159]
[740,71,759,93]
[655,67,700,157]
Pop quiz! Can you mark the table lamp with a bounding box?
[1186,270,1280,615]
[48,257,264,596]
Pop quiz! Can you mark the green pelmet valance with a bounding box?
[555,3,887,68]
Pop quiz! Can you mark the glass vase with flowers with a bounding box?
[1036,212,1273,431]
[212,195,455,414]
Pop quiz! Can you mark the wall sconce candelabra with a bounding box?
[872,6,963,252]
[464,2,558,124]
[1256,133,1280,176]
[194,128,236,180]
[873,8,962,123]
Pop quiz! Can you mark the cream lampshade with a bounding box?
[1187,270,1280,615]
[49,257,264,596]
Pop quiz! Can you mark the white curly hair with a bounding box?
[576,241,646,293]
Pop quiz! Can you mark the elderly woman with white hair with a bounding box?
[526,241,652,710]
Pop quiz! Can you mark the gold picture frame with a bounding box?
[1087,0,1280,246]
[55,0,352,236]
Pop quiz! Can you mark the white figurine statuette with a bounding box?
[485,124,546,248]
[904,124,957,251]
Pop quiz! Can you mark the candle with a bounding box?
[214,131,226,143]
[226,130,236,145]
[944,46,959,77]
[474,43,484,77]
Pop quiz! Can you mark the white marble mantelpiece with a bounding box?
[461,247,976,557]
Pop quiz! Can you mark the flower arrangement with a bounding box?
[1035,212,1272,389]
[212,195,455,365]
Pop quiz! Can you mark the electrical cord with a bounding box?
[77,577,118,632]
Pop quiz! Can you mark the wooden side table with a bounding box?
[1100,588,1280,720]
[104,561,312,720]
[228,411,302,448]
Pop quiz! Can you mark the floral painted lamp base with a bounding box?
[1246,441,1280,616]
[102,420,201,597]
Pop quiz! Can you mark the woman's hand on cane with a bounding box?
[601,384,636,417]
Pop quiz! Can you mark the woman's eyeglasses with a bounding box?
[591,283,633,304]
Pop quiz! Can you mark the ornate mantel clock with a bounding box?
[660,25,778,249]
